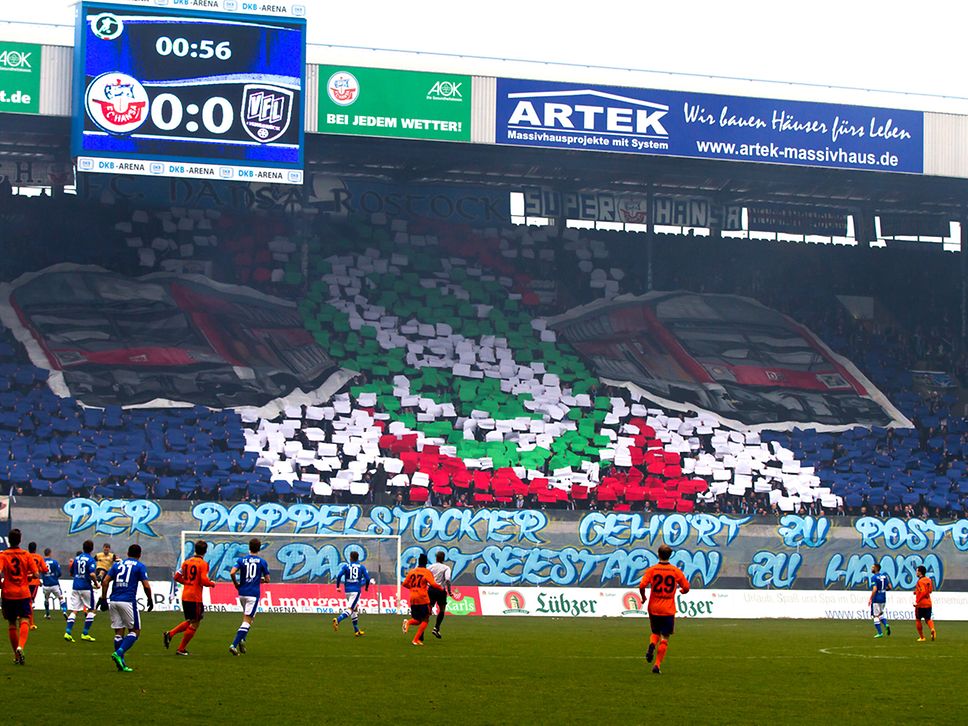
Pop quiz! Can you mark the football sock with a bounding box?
[649,634,660,647]
[407,618,420,628]
[18,621,29,648]
[82,613,95,635]
[336,612,348,624]
[435,609,445,630]
[351,614,359,632]
[232,623,250,648]
[927,620,936,636]
[114,635,123,650]
[415,622,428,642]
[66,615,75,634]
[178,626,196,651]
[916,621,924,637]
[168,621,190,637]
[60,601,67,614]
[44,602,50,618]
[118,633,138,655]
[8,625,17,652]
[656,640,668,667]
[874,621,882,635]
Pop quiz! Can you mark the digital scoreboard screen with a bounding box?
[72,2,306,184]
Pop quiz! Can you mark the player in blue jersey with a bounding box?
[100,544,153,672]
[228,538,270,656]
[333,550,370,637]
[65,540,98,643]
[869,563,892,638]
[41,548,67,620]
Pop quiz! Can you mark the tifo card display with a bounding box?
[72,2,306,184]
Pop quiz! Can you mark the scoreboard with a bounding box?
[71,2,306,184]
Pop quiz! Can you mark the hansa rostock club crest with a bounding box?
[326,71,359,106]
[85,72,149,134]
[241,84,294,144]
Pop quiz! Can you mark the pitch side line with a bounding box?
[42,650,805,661]
[819,645,953,659]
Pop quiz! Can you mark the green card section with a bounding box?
[300,219,607,467]
[0,42,40,115]
[318,65,471,141]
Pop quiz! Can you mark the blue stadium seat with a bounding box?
[272,480,291,496]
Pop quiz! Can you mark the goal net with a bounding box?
[177,531,403,615]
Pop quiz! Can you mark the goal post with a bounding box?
[178,530,402,614]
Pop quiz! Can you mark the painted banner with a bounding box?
[0,159,74,188]
[747,205,848,236]
[318,66,471,142]
[496,78,923,174]
[519,187,744,229]
[0,42,40,115]
[878,212,951,238]
[910,370,957,391]
[547,291,912,431]
[0,264,340,408]
[13,499,968,595]
[75,173,511,224]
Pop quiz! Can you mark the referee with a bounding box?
[427,552,453,639]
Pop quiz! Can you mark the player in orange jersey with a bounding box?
[26,542,48,630]
[163,540,215,656]
[0,529,40,664]
[913,565,936,642]
[401,553,440,646]
[638,544,691,675]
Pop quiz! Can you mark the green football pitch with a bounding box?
[2,613,965,725]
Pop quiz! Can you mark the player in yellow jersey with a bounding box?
[94,543,118,584]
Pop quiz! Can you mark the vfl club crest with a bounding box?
[326,71,359,106]
[85,73,149,134]
[241,84,294,143]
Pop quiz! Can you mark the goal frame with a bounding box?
[178,530,402,611]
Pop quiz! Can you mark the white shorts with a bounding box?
[343,591,361,614]
[871,602,886,618]
[239,596,259,618]
[43,585,64,599]
[69,589,95,613]
[109,601,140,631]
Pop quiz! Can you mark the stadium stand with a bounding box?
[1,190,966,518]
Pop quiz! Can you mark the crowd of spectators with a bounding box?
[0,188,966,517]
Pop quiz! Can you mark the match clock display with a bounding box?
[72,2,306,184]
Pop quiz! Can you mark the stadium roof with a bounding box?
[307,134,968,219]
[4,114,968,220]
